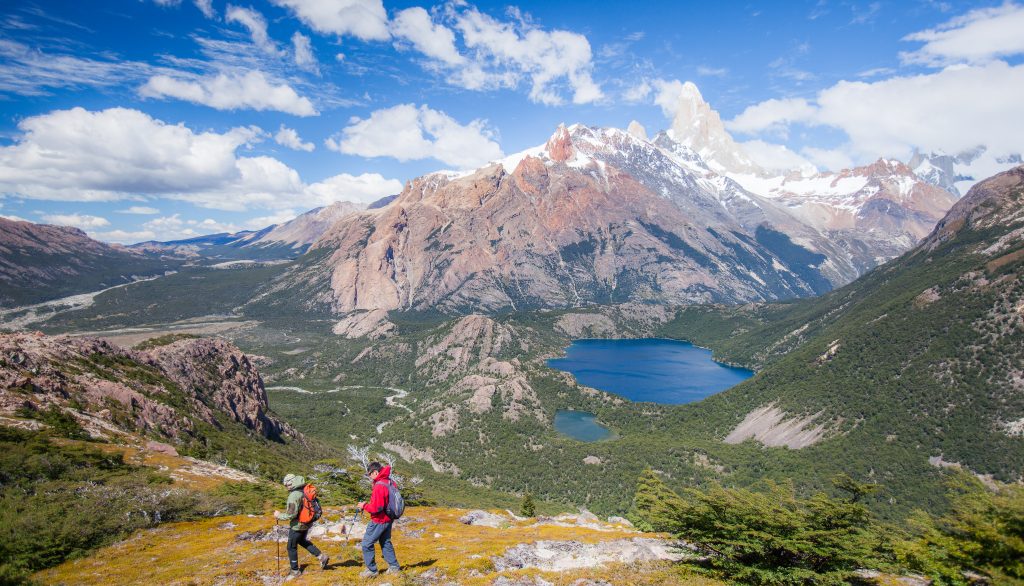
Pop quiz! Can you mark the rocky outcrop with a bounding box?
[415,316,520,380]
[723,404,828,449]
[0,332,293,442]
[382,441,461,475]
[459,509,509,528]
[492,538,686,572]
[145,337,287,440]
[924,164,1024,250]
[555,313,616,338]
[331,309,396,339]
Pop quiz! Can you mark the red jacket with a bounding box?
[363,466,394,523]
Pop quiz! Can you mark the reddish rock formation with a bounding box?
[0,333,294,442]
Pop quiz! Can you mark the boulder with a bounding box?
[459,510,508,528]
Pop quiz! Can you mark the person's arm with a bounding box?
[275,493,299,521]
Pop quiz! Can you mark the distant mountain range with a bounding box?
[0,218,175,307]
[264,85,959,313]
[6,85,1019,314]
[129,200,367,259]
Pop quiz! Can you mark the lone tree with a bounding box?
[520,492,536,518]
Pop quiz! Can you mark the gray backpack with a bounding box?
[378,480,405,520]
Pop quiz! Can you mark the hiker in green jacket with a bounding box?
[275,474,329,579]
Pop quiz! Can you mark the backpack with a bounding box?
[377,480,405,520]
[298,484,322,524]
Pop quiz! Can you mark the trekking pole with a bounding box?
[344,506,361,535]
[275,518,281,574]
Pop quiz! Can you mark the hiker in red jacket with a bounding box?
[356,462,401,578]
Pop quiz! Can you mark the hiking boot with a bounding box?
[285,569,302,581]
[318,553,330,569]
[385,566,402,574]
[359,569,378,578]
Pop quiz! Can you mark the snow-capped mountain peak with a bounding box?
[663,81,763,175]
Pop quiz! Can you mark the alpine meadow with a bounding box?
[1,2,1023,585]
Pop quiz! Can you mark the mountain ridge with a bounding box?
[266,115,955,314]
[0,217,177,308]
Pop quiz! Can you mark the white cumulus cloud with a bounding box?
[800,147,856,171]
[0,107,258,201]
[302,172,402,205]
[901,3,1024,66]
[139,70,317,116]
[391,7,465,66]
[384,4,602,105]
[720,6,1024,175]
[269,0,389,41]
[41,213,111,229]
[275,125,315,151]
[328,103,503,169]
[727,97,818,137]
[727,61,1024,167]
[0,107,399,211]
[737,140,816,174]
[449,5,602,105]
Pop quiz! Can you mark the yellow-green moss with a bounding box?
[37,507,725,586]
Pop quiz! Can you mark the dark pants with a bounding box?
[287,528,322,571]
[361,520,399,572]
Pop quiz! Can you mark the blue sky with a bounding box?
[1,0,1022,242]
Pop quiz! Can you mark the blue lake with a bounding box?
[554,410,612,442]
[547,338,754,405]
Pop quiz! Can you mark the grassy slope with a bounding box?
[37,506,720,586]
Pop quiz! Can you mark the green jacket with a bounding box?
[276,477,309,530]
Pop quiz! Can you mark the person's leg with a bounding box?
[287,529,301,571]
[361,521,383,572]
[296,530,322,558]
[379,521,399,569]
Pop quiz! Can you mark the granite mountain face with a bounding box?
[281,126,830,314]
[269,88,958,315]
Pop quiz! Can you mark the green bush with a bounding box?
[135,333,200,350]
[895,476,1024,585]
[520,492,536,518]
[14,405,90,440]
[0,428,252,582]
[671,481,887,584]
